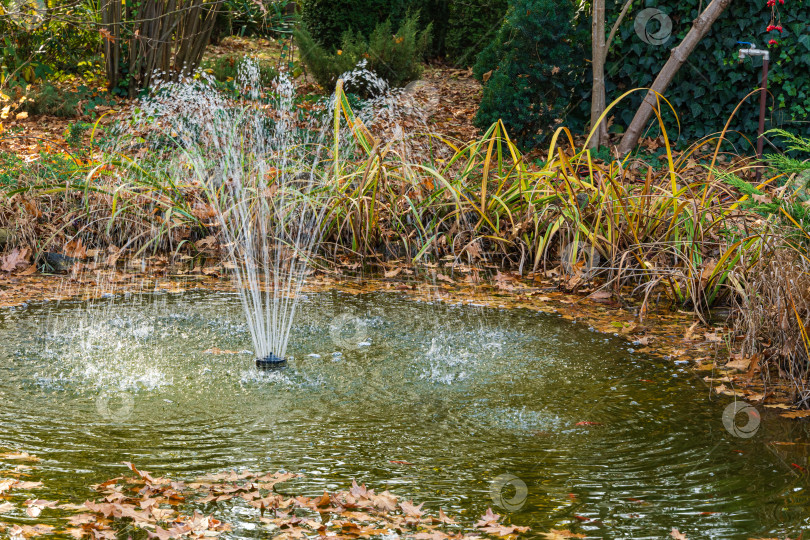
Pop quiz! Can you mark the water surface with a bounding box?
[0,290,808,538]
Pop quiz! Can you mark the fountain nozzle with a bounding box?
[738,42,769,63]
[256,354,287,370]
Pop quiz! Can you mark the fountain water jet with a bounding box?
[125,57,439,367]
[131,60,334,368]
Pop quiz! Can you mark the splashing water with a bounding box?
[130,62,335,364]
[119,57,443,365]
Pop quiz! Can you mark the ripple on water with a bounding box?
[0,290,808,539]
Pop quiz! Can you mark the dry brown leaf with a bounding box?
[437,508,456,524]
[780,410,810,419]
[480,524,531,537]
[475,507,501,527]
[1,248,31,272]
[699,259,717,285]
[0,452,40,461]
[725,357,751,371]
[64,238,88,259]
[704,332,723,343]
[399,500,424,517]
[671,528,688,540]
[66,513,96,526]
[541,530,586,540]
[589,290,612,302]
[18,264,37,276]
[752,193,773,204]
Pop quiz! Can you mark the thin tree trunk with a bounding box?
[589,0,607,150]
[100,0,121,91]
[101,0,218,94]
[618,0,734,155]
[589,0,633,150]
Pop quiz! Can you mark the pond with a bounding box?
[0,290,808,538]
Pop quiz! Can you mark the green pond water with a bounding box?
[1,290,809,539]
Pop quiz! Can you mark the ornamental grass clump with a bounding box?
[7,72,810,405]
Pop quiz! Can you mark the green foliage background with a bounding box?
[299,0,414,51]
[473,0,587,149]
[0,0,100,86]
[589,0,810,148]
[298,0,507,63]
[445,0,508,65]
[295,13,430,92]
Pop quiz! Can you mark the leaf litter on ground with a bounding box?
[0,458,531,539]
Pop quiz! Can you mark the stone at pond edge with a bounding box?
[41,252,79,273]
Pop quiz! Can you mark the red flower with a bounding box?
[768,39,778,45]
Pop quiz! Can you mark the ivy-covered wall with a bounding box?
[589,0,810,148]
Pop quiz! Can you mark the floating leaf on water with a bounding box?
[475,507,501,528]
[12,481,43,490]
[23,499,56,518]
[670,529,688,540]
[399,500,424,518]
[541,530,586,539]
[479,524,532,537]
[589,290,612,301]
[437,509,456,525]
[0,452,39,462]
[66,513,96,526]
[780,410,810,419]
